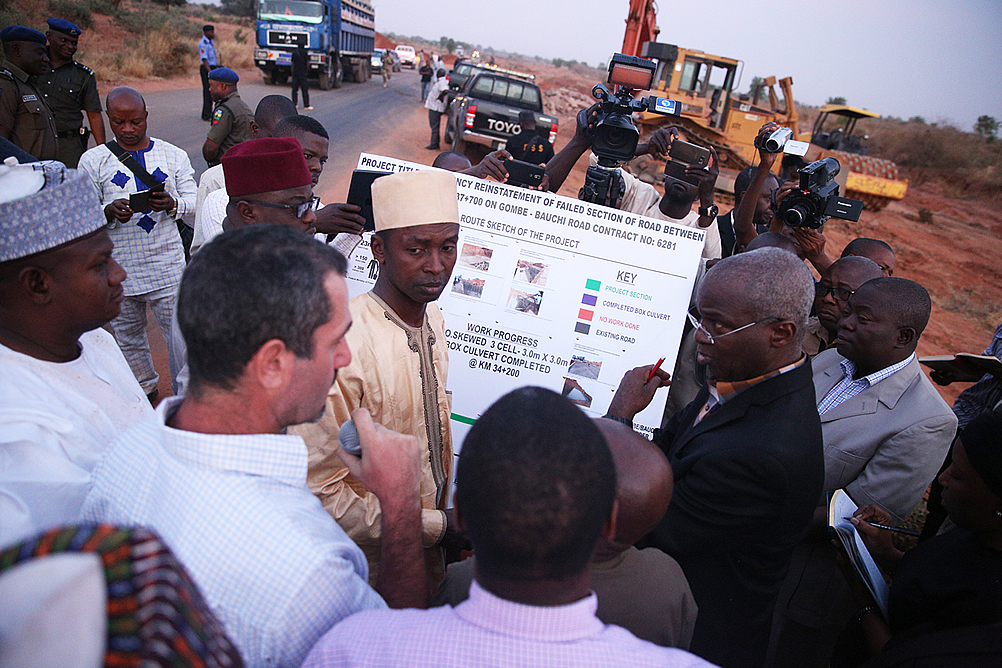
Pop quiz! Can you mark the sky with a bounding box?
[361,0,1001,131]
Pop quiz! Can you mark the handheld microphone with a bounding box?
[338,420,362,457]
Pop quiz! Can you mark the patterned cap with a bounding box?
[208,67,239,83]
[0,25,47,44]
[46,18,83,37]
[372,170,459,232]
[0,160,106,263]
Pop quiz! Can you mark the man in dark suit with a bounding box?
[607,247,825,668]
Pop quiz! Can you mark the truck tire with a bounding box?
[275,71,288,85]
[361,61,371,81]
[319,55,341,90]
[444,117,454,145]
[261,70,275,85]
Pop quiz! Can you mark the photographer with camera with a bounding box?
[735,123,841,274]
[545,104,722,260]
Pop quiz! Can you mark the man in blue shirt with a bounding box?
[198,24,218,121]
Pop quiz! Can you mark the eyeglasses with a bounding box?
[815,282,855,302]
[241,197,318,219]
[687,309,779,344]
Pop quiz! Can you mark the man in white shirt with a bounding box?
[424,68,449,150]
[78,86,197,400]
[0,160,153,548]
[544,108,722,259]
[83,225,427,667]
[302,387,714,668]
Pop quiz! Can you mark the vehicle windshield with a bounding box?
[470,76,542,110]
[259,0,323,22]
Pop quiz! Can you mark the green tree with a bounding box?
[908,116,926,124]
[747,76,764,97]
[974,115,999,142]
[826,96,847,105]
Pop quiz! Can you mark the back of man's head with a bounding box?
[254,95,298,138]
[456,387,616,582]
[593,419,672,551]
[841,237,895,276]
[273,114,329,141]
[432,151,472,172]
[744,230,800,256]
[517,110,536,129]
[703,247,815,336]
[178,225,346,393]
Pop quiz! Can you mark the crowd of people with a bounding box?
[2,18,1001,668]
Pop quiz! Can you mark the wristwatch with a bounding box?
[698,204,718,218]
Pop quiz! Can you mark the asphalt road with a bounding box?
[142,66,425,192]
[140,66,425,399]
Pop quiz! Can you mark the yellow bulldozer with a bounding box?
[625,42,907,211]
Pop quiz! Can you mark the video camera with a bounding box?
[580,54,682,207]
[777,157,864,229]
[754,127,809,156]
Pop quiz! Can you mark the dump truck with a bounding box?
[254,0,375,90]
[618,1,906,210]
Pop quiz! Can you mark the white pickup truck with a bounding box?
[394,45,418,68]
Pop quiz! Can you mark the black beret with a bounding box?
[0,25,47,45]
[46,18,82,37]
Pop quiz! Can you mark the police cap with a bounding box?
[207,67,239,84]
[0,25,47,45]
[46,18,82,37]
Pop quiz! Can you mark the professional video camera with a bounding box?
[579,53,682,207]
[777,157,864,229]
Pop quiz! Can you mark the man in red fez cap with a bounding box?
[220,136,317,235]
[170,136,319,397]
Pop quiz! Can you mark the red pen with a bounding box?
[646,358,665,382]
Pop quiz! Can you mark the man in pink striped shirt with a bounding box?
[302,387,716,668]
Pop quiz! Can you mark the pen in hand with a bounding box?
[646,358,665,382]
[844,517,921,537]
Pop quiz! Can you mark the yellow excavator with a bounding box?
[620,3,907,209]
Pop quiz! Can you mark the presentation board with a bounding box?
[344,153,705,447]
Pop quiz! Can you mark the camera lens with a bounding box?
[783,205,808,227]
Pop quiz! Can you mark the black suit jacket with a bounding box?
[643,358,824,668]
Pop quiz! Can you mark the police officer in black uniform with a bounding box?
[36,18,104,167]
[0,26,58,160]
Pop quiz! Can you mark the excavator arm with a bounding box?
[622,0,660,57]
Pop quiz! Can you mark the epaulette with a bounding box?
[77,62,95,76]
[0,68,13,81]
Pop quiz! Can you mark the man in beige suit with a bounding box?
[769,277,958,667]
[292,170,464,592]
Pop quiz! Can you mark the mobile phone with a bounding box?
[346,169,391,232]
[664,160,701,187]
[129,183,165,212]
[504,158,545,188]
[668,140,710,169]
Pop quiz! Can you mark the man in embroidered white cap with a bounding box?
[293,169,465,590]
[0,159,153,549]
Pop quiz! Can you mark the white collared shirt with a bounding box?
[82,396,385,668]
[303,580,714,667]
[0,329,152,549]
[817,353,915,415]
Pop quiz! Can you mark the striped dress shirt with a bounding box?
[302,580,717,668]
[82,396,385,668]
[817,353,915,415]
